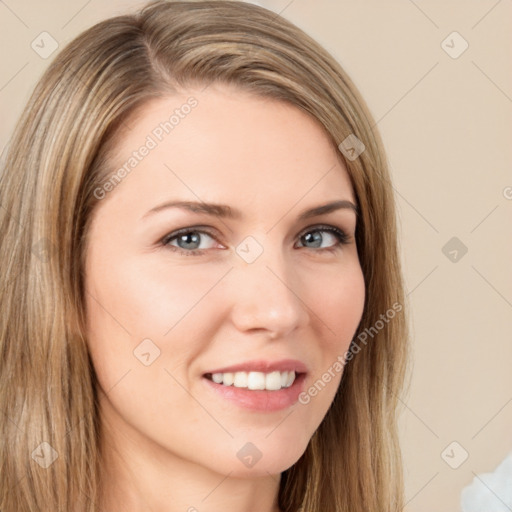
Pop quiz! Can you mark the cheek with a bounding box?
[84,253,231,379]
[83,255,227,441]
[310,262,365,346]
[296,263,365,411]
[87,249,223,330]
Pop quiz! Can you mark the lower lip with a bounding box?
[202,373,307,412]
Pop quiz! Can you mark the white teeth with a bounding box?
[208,370,296,390]
[233,372,248,388]
[265,371,282,391]
[247,371,266,390]
[212,373,223,384]
[222,372,234,386]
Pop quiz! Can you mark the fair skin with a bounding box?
[84,84,365,512]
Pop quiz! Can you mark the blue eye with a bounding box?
[162,228,218,256]
[296,226,349,251]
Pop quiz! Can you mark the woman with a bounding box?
[0,1,408,511]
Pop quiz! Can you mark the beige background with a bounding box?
[1,1,511,510]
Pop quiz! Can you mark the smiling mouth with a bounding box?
[203,370,301,391]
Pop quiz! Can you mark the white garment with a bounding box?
[461,452,512,512]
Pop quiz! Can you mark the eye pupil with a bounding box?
[303,231,323,248]
[178,232,201,249]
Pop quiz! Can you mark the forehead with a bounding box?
[102,84,355,214]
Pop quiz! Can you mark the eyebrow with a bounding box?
[142,199,358,221]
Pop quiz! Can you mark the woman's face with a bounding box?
[85,84,365,477]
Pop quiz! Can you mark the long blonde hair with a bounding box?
[0,1,408,510]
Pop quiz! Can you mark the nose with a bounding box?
[228,246,310,339]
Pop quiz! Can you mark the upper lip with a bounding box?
[204,359,308,375]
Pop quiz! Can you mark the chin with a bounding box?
[225,460,293,479]
[211,444,307,479]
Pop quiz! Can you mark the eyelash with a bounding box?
[160,224,351,257]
